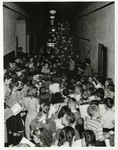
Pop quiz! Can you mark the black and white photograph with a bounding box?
[2,0,116,148]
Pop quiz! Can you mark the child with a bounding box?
[94,88,104,104]
[32,125,53,147]
[81,130,96,147]
[49,75,61,94]
[84,104,111,146]
[80,90,89,105]
[41,62,50,74]
[67,98,84,138]
[57,126,75,147]
[55,106,71,130]
[67,98,82,126]
[21,85,39,140]
[73,84,83,102]
[105,84,114,99]
[56,112,80,141]
[93,76,103,89]
[48,92,64,119]
[84,58,93,76]
[101,98,115,133]
[39,87,50,104]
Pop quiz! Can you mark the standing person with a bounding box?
[22,85,39,140]
[5,81,24,146]
[84,58,93,76]
[68,57,75,79]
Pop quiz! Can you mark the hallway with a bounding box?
[3,2,114,79]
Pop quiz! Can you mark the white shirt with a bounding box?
[49,83,60,94]
[101,110,115,129]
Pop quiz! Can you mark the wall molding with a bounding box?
[75,2,114,20]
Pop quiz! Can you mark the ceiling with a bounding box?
[18,2,94,23]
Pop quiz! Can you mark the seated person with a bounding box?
[56,126,75,147]
[81,130,96,147]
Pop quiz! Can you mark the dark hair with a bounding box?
[51,92,64,104]
[107,84,115,92]
[85,58,91,64]
[58,126,75,147]
[87,82,95,91]
[39,87,46,94]
[66,82,75,91]
[105,78,113,85]
[95,88,104,100]
[58,106,71,119]
[89,100,99,106]
[104,97,114,108]
[65,112,75,125]
[63,88,70,97]
[82,130,96,146]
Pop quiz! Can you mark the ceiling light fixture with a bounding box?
[49,10,56,15]
[50,16,55,19]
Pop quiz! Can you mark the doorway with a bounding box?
[98,43,107,81]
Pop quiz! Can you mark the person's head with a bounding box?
[40,87,46,94]
[18,47,23,52]
[61,112,75,126]
[95,88,104,101]
[58,106,71,119]
[105,78,113,88]
[88,76,94,83]
[107,84,115,94]
[86,82,95,92]
[9,81,19,93]
[81,130,96,147]
[51,92,64,104]
[66,82,75,91]
[81,90,89,100]
[29,57,33,63]
[44,62,49,69]
[75,84,83,94]
[58,126,75,147]
[28,85,38,97]
[4,75,12,85]
[40,102,50,115]
[33,127,53,147]
[15,57,21,63]
[67,98,76,110]
[104,97,114,110]
[63,88,70,97]
[87,104,100,119]
[85,58,91,65]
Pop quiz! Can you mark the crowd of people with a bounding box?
[4,50,115,147]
